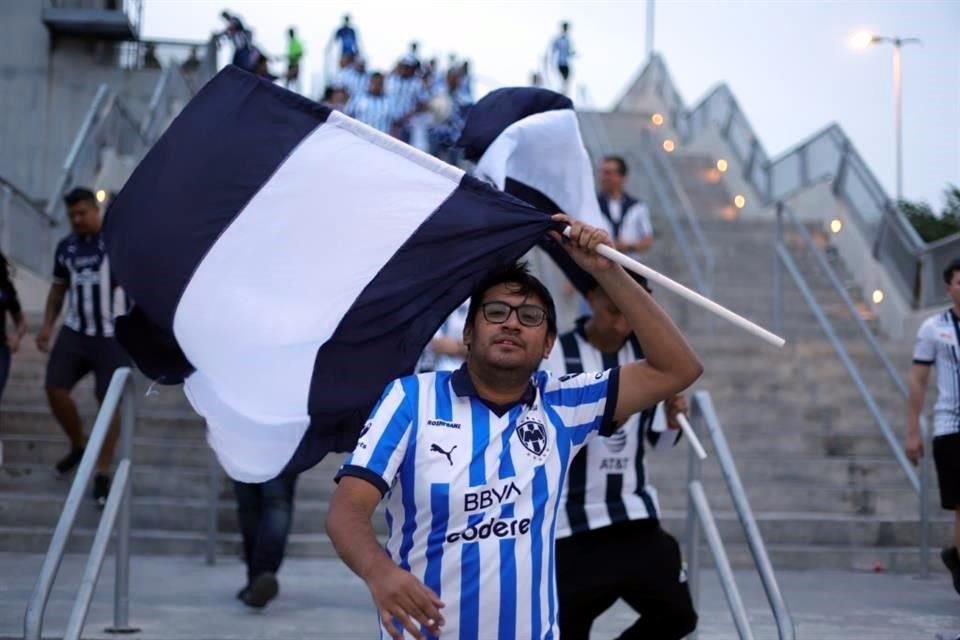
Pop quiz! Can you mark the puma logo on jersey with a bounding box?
[430,443,456,466]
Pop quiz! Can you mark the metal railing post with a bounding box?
[685,404,704,636]
[205,448,220,565]
[694,392,796,639]
[107,381,138,633]
[689,481,755,640]
[919,417,932,578]
[773,203,784,338]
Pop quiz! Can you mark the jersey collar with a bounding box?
[450,364,536,417]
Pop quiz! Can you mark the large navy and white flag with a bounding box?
[457,87,609,293]
[104,67,557,482]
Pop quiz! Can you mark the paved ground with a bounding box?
[1,553,958,639]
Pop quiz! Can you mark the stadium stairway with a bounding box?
[576,110,943,571]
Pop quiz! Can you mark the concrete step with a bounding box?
[0,433,211,468]
[0,404,204,439]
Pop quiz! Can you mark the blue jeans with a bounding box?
[233,474,298,580]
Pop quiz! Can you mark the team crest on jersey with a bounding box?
[516,419,549,459]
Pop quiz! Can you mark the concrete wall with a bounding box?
[0,0,161,201]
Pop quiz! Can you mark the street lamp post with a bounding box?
[850,32,920,204]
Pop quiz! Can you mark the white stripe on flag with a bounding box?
[175,112,465,480]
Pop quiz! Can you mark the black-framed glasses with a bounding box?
[481,301,547,327]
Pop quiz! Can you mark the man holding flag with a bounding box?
[326,214,702,639]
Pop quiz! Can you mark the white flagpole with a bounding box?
[676,413,708,460]
[563,227,786,348]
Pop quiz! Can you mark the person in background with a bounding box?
[285,27,304,91]
[0,252,27,405]
[345,72,395,134]
[334,53,367,100]
[330,14,360,58]
[419,302,469,373]
[143,43,161,69]
[320,85,349,112]
[218,10,255,71]
[597,155,654,259]
[546,274,697,639]
[36,188,129,507]
[907,257,960,598]
[233,473,299,609]
[181,46,201,73]
[386,55,426,143]
[551,21,575,95]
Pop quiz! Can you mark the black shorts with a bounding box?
[558,64,570,80]
[556,519,697,639]
[933,432,960,510]
[45,327,130,402]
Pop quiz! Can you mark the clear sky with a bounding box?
[142,0,959,209]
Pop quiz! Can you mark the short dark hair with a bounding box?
[603,155,628,177]
[466,262,557,335]
[370,71,384,80]
[943,258,960,284]
[64,187,97,208]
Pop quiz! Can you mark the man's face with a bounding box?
[587,289,632,344]
[67,200,101,236]
[464,283,555,375]
[599,160,624,195]
[369,75,384,95]
[947,272,960,307]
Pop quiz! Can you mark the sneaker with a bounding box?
[93,473,111,508]
[242,572,279,609]
[236,584,250,601]
[55,447,85,476]
[940,547,960,596]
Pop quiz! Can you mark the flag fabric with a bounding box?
[103,66,557,482]
[458,87,610,294]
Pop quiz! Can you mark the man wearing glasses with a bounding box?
[326,216,702,640]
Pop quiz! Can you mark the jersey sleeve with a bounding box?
[52,241,69,284]
[335,377,415,496]
[913,319,937,365]
[543,368,621,444]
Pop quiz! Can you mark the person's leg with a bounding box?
[0,345,11,405]
[934,433,960,595]
[233,480,262,585]
[614,522,698,640]
[92,337,130,474]
[45,330,90,473]
[556,529,621,640]
[243,474,297,608]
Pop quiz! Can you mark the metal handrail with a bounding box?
[775,241,920,491]
[775,204,931,573]
[45,84,111,220]
[691,391,797,640]
[24,368,138,640]
[688,481,755,640]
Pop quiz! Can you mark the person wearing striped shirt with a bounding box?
[327,215,702,640]
[545,274,697,639]
[36,188,130,507]
[346,72,397,134]
[907,257,960,596]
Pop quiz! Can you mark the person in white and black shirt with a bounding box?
[598,155,654,261]
[908,257,960,596]
[544,273,697,640]
[36,188,129,507]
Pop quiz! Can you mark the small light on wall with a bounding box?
[662,139,675,152]
[716,159,729,172]
[95,189,107,203]
[830,219,843,234]
[651,113,665,126]
[872,289,884,304]
[733,194,746,209]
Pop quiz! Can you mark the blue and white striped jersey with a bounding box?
[52,232,126,338]
[385,74,425,119]
[913,309,960,436]
[345,93,397,133]
[337,364,620,639]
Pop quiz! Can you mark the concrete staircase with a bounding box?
[576,110,942,571]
